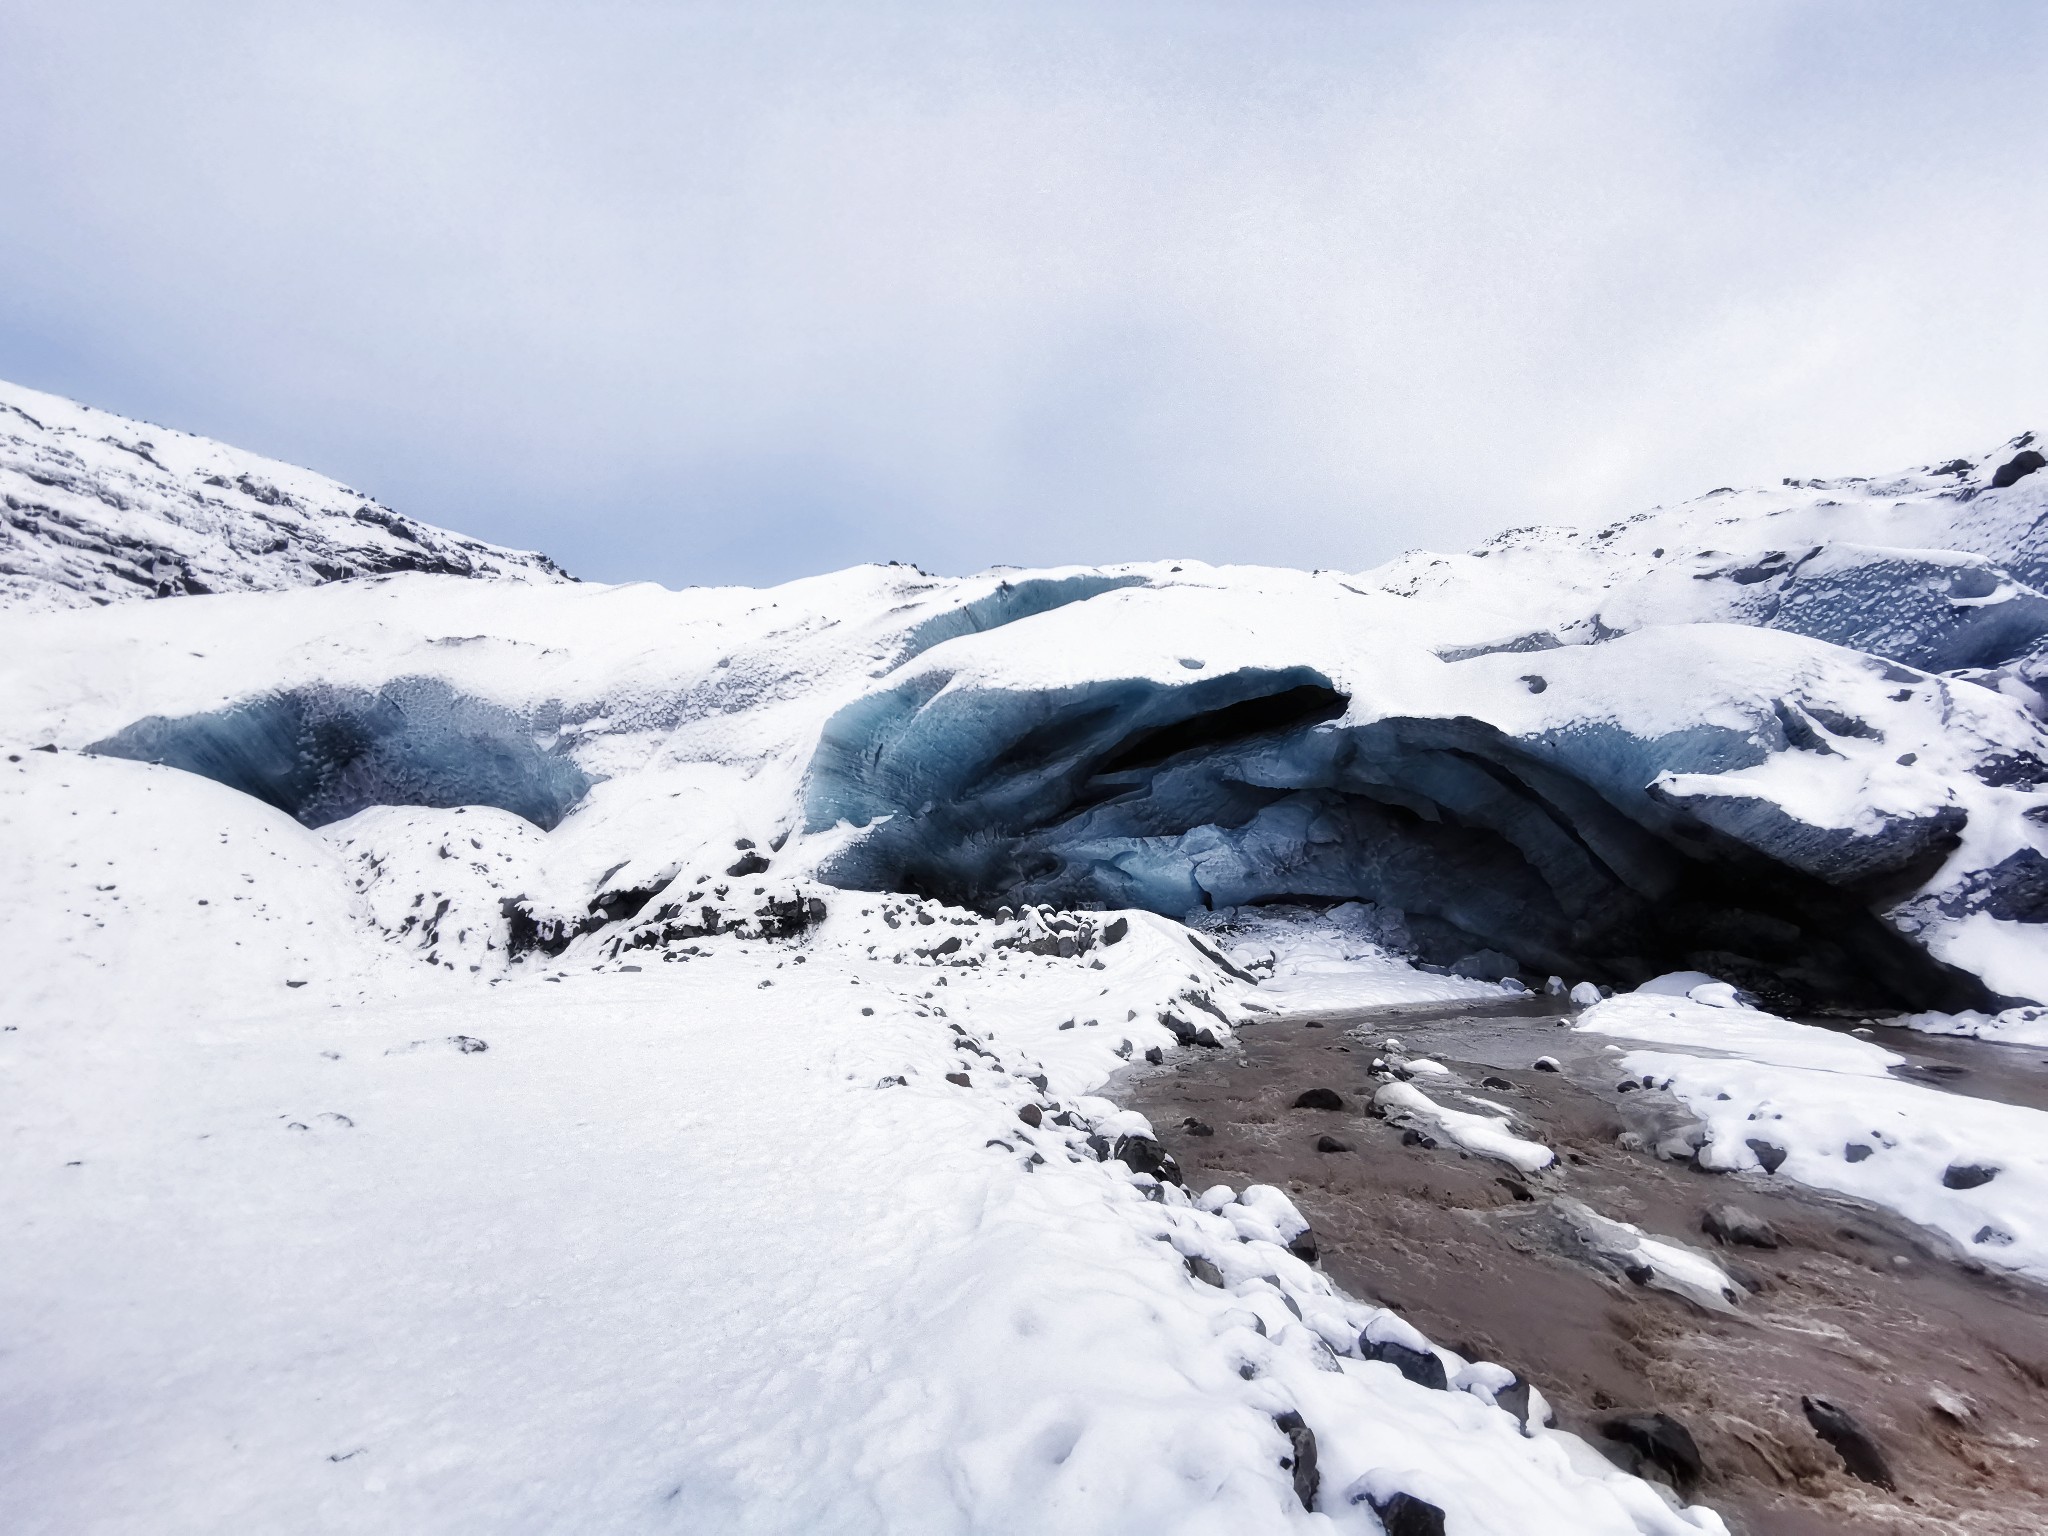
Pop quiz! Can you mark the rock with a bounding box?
[1273,1410,1319,1511]
[1101,916,1129,945]
[1801,1396,1896,1490]
[1113,1134,1183,1185]
[1990,448,2046,488]
[724,850,770,877]
[1185,1255,1225,1287]
[1182,1117,1214,1137]
[1368,1491,1447,1536]
[1287,1228,1319,1264]
[1480,1075,1514,1090]
[1701,1203,1781,1249]
[1144,1046,1164,1065]
[1493,1377,1533,1426]
[1533,1056,1560,1072]
[1400,1127,1438,1149]
[1495,1176,1532,1202]
[1315,1134,1352,1153]
[1569,980,1604,1007]
[451,1035,488,1053]
[1942,1161,1998,1189]
[1016,1104,1042,1128]
[1844,1142,1873,1163]
[1292,1087,1345,1111]
[1361,1337,1448,1390]
[945,1072,971,1087]
[1600,1412,1702,1490]
[1745,1138,1788,1173]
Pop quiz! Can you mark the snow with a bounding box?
[1371,1081,1557,1174]
[0,378,567,610]
[2,747,1727,1535]
[1894,1003,2048,1048]
[7,381,2047,1532]
[1576,992,2048,1282]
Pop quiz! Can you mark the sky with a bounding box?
[2,2,2046,589]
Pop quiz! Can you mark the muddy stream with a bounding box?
[1115,998,2048,1535]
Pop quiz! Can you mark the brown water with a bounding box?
[1116,999,2048,1535]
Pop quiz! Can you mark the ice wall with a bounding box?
[809,667,1987,1013]
[90,677,591,830]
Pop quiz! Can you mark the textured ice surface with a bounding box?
[90,676,592,829]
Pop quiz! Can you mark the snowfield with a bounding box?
[5,379,2048,1532]
[4,749,1724,1535]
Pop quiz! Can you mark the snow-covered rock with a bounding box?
[1,378,569,611]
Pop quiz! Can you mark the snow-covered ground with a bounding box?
[1576,987,2048,1283]
[6,379,2048,1531]
[3,748,1725,1535]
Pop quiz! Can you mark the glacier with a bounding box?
[6,378,2048,1535]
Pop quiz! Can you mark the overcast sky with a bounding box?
[3,2,2045,588]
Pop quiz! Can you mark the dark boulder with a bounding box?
[1293,1087,1345,1111]
[1367,1491,1447,1536]
[1600,1412,1703,1490]
[1942,1161,1998,1190]
[1701,1203,1780,1249]
[1801,1396,1896,1490]
[1273,1411,1318,1511]
[1990,448,2046,489]
[1361,1337,1447,1390]
[1113,1134,1183,1184]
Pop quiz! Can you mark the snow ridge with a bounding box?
[0,378,569,612]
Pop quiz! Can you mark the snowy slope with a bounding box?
[6,396,2048,1533]
[0,378,569,611]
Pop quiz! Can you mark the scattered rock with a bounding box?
[1600,1412,1702,1490]
[1801,1396,1896,1490]
[1144,1047,1164,1065]
[1113,1134,1182,1185]
[1186,1255,1225,1288]
[1287,1228,1319,1264]
[1367,1491,1447,1536]
[1292,1087,1345,1111]
[1942,1161,1998,1190]
[1844,1142,1873,1163]
[1990,448,2046,489]
[1701,1203,1781,1250]
[1016,1104,1042,1128]
[1745,1138,1788,1174]
[1480,1075,1514,1090]
[1400,1127,1438,1149]
[1101,917,1129,945]
[1533,1056,1560,1072]
[1274,1410,1318,1511]
[1315,1134,1352,1154]
[1492,1377,1533,1426]
[724,851,770,877]
[1361,1337,1448,1390]
[1182,1117,1214,1137]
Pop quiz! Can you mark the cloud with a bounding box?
[3,1,2045,586]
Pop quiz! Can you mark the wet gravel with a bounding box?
[1116,997,2048,1535]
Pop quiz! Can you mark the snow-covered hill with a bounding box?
[6,392,2048,1535]
[0,378,569,611]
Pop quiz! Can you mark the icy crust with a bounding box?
[0,377,569,611]
[1577,992,2048,1283]
[3,750,1727,1535]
